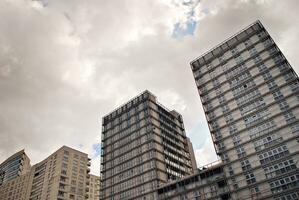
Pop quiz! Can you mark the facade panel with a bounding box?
[190,21,299,200]
[100,90,195,200]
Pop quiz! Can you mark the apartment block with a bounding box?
[0,150,31,186]
[157,161,230,200]
[100,90,196,200]
[0,173,30,200]
[26,146,91,200]
[190,21,299,200]
[0,146,93,200]
[87,174,100,200]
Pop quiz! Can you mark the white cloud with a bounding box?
[194,137,219,167]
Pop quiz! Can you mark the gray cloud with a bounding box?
[0,0,298,174]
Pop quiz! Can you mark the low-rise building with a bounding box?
[157,161,231,200]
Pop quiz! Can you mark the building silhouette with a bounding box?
[100,90,197,200]
[0,146,100,200]
[190,20,299,200]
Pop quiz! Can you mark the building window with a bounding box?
[274,191,299,200]
[272,90,284,100]
[284,112,296,124]
[263,159,297,178]
[278,100,289,111]
[245,172,256,185]
[241,159,251,171]
[236,146,246,158]
[258,145,289,165]
[232,135,241,146]
[269,174,299,194]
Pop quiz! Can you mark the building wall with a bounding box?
[187,138,197,171]
[87,174,100,200]
[27,146,90,200]
[190,20,299,200]
[0,150,31,186]
[0,146,91,200]
[100,90,195,200]
[157,163,231,200]
[0,173,30,200]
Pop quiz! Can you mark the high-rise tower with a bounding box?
[0,150,30,186]
[190,21,299,200]
[100,90,196,200]
[0,146,92,200]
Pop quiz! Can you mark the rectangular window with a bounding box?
[263,159,297,179]
[269,174,299,194]
[258,145,289,165]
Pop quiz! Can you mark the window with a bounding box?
[232,135,241,146]
[219,95,226,104]
[240,98,264,115]
[229,124,238,134]
[290,80,299,92]
[241,160,251,171]
[262,71,272,81]
[245,172,256,185]
[263,159,297,178]
[228,165,234,176]
[267,81,277,90]
[273,55,284,64]
[274,191,299,200]
[235,55,243,64]
[270,174,299,194]
[244,39,252,47]
[284,112,296,123]
[231,47,239,55]
[263,38,272,47]
[253,56,262,64]
[225,114,233,123]
[258,63,267,72]
[221,104,230,113]
[290,124,299,135]
[258,145,289,165]
[236,146,246,158]
[284,72,295,81]
[277,100,289,111]
[249,47,258,56]
[254,134,282,151]
[272,90,284,100]
[244,109,269,127]
[221,153,229,162]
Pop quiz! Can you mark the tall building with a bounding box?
[87,174,101,200]
[0,146,93,200]
[100,90,196,200]
[0,173,31,200]
[26,146,91,200]
[0,150,31,186]
[190,21,299,199]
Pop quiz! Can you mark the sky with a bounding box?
[0,0,299,176]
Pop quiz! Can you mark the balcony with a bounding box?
[87,161,91,167]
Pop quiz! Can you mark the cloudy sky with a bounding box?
[0,0,299,175]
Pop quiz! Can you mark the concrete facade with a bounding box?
[0,146,93,200]
[190,21,299,200]
[26,146,91,200]
[0,150,31,186]
[100,90,196,200]
[87,174,100,200]
[157,161,231,200]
